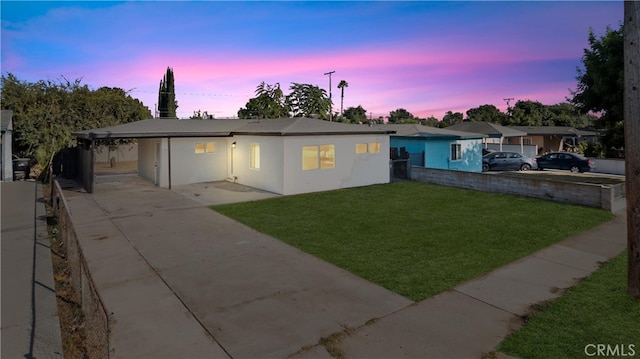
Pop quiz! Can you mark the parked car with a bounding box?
[482,148,496,156]
[536,152,595,173]
[482,151,538,172]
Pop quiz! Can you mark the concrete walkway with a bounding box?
[59,175,627,358]
[1,181,63,358]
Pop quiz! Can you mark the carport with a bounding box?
[73,119,243,193]
[448,122,527,153]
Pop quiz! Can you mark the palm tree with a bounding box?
[338,80,349,116]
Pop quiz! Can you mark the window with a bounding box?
[450,143,462,161]
[303,145,335,170]
[302,146,319,170]
[356,142,380,154]
[250,144,260,169]
[196,142,215,154]
[523,138,533,145]
[320,144,335,169]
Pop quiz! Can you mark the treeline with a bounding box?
[1,73,152,165]
[381,101,597,129]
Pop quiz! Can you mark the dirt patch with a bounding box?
[44,185,89,358]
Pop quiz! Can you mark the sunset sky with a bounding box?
[1,1,623,120]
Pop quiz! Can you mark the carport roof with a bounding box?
[73,117,395,140]
[447,122,527,138]
[510,126,598,137]
[379,124,487,139]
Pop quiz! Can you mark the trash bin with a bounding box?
[13,158,30,181]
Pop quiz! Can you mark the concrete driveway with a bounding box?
[62,175,411,358]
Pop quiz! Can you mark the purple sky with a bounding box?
[1,1,623,120]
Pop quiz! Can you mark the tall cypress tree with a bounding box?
[157,67,177,118]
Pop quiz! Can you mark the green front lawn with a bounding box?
[211,181,612,301]
[498,251,640,358]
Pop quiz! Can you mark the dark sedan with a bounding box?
[536,152,595,173]
[482,151,538,172]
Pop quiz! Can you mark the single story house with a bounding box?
[447,122,528,153]
[507,126,598,154]
[1,110,13,182]
[73,118,395,195]
[381,124,487,172]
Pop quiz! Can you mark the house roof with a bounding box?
[1,110,13,132]
[378,124,487,139]
[510,126,598,137]
[447,122,527,138]
[73,117,395,140]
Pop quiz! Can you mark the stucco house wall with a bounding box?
[138,138,162,186]
[169,137,228,186]
[391,137,483,172]
[1,110,13,182]
[230,135,284,194]
[282,134,390,195]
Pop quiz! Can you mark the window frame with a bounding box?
[250,143,260,169]
[450,143,462,161]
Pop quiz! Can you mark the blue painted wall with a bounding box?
[391,137,483,172]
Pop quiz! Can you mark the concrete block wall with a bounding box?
[410,166,623,212]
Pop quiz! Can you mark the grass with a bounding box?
[498,251,640,359]
[211,181,613,301]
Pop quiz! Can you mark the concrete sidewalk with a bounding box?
[58,175,628,358]
[1,181,63,358]
[337,211,627,358]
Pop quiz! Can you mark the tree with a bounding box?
[1,73,151,168]
[570,25,624,157]
[421,116,442,127]
[342,105,368,123]
[158,67,178,118]
[190,110,214,119]
[388,108,415,123]
[338,80,348,116]
[286,83,331,119]
[465,104,507,124]
[238,82,289,119]
[441,111,463,126]
[509,100,553,126]
[547,102,596,128]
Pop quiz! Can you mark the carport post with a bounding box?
[168,137,172,189]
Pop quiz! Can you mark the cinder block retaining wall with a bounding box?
[411,166,626,213]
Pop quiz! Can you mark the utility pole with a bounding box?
[324,70,335,121]
[624,0,640,299]
[503,97,514,116]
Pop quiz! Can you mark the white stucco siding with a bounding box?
[169,138,228,186]
[137,138,162,185]
[229,136,284,194]
[282,134,390,195]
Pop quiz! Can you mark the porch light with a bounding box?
[232,141,236,148]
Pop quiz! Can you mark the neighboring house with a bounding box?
[1,110,13,182]
[507,126,598,155]
[381,124,487,172]
[447,122,528,154]
[73,118,394,195]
